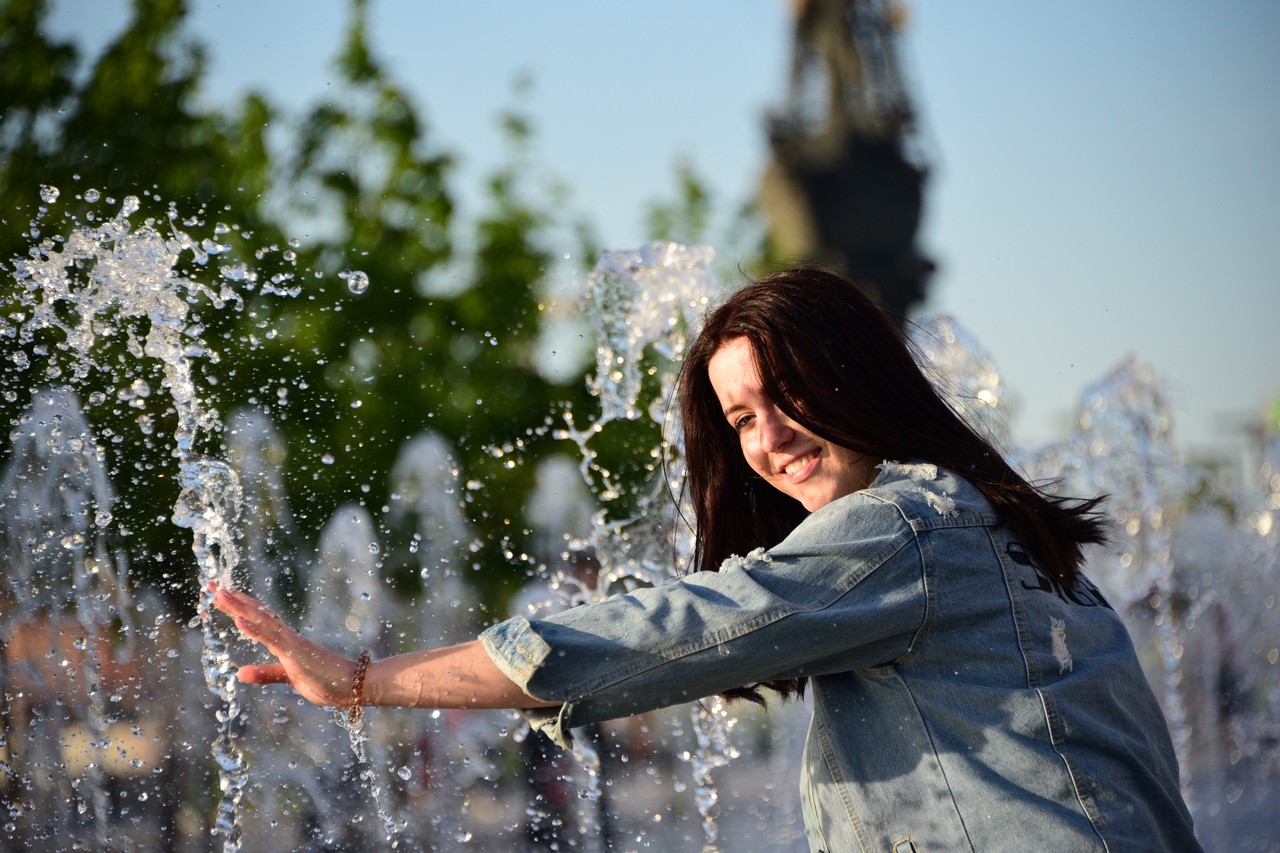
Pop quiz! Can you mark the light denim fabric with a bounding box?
[481,462,1201,852]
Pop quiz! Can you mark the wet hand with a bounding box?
[210,583,361,710]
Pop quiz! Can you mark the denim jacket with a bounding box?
[481,462,1200,851]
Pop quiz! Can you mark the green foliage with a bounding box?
[0,0,273,223]
[0,0,595,616]
[645,158,712,245]
[0,0,76,142]
[0,0,290,602]
[645,157,776,284]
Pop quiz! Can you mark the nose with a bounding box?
[758,406,796,452]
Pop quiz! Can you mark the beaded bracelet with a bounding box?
[348,649,372,727]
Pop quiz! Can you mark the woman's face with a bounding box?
[707,337,877,512]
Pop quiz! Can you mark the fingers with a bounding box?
[209,583,293,676]
[237,663,289,685]
[211,585,288,645]
[232,614,274,645]
[210,583,270,622]
[209,584,347,706]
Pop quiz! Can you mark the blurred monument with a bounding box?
[762,0,933,320]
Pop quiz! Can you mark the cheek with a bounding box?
[739,436,769,475]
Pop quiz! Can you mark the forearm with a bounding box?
[363,639,558,710]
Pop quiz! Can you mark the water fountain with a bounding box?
[1,191,1276,851]
[2,190,259,849]
[0,387,129,847]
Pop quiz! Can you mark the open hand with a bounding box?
[210,583,360,710]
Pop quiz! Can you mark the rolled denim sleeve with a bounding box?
[480,495,929,747]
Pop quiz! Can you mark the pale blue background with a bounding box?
[46,1,1280,462]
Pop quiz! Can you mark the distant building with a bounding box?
[762,0,933,321]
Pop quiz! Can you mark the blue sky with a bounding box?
[47,1,1280,462]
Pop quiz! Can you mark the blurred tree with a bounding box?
[0,0,608,843]
[0,0,596,615]
[0,0,76,168]
[0,0,277,225]
[223,0,593,613]
[646,158,713,245]
[645,157,779,285]
[0,0,286,600]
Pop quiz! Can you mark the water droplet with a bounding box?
[84,188,101,203]
[340,269,370,295]
[40,185,59,203]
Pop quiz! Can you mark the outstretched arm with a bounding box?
[211,584,556,712]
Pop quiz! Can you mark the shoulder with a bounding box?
[756,464,968,588]
[801,461,997,539]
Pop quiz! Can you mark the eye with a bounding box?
[732,413,754,432]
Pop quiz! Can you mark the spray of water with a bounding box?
[4,191,277,850]
[0,388,128,846]
[555,242,737,849]
[3,194,1275,848]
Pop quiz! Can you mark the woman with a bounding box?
[214,265,1201,851]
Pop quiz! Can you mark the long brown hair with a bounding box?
[677,265,1107,701]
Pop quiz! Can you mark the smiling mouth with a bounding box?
[782,450,820,477]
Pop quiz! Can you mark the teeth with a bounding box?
[784,453,816,476]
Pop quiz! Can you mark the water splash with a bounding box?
[910,316,1012,452]
[5,190,255,850]
[564,241,718,506]
[174,455,249,845]
[3,212,1275,847]
[556,242,734,849]
[688,697,741,853]
[312,504,404,846]
[584,242,716,421]
[386,431,509,845]
[560,242,717,576]
[225,407,302,610]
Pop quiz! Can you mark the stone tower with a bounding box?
[762,0,932,321]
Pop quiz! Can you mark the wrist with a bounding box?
[348,649,371,726]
